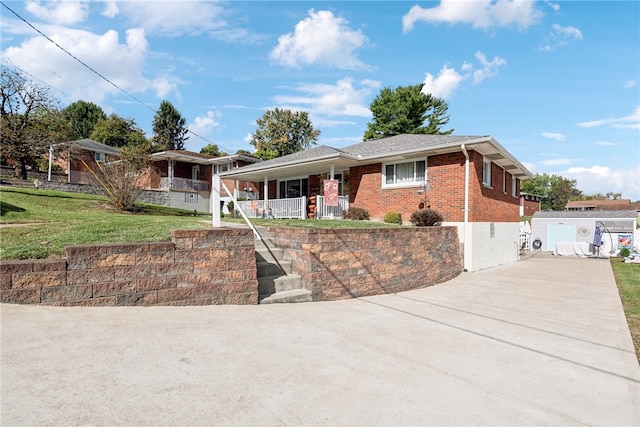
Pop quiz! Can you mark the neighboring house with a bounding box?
[51,138,120,184]
[531,210,638,256]
[520,192,543,217]
[218,134,533,271]
[565,199,640,212]
[146,150,261,212]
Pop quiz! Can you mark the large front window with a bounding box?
[279,178,309,198]
[383,160,426,187]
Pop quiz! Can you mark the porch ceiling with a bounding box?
[220,155,358,182]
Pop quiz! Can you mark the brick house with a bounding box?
[218,134,533,271]
[51,138,120,184]
[520,192,543,216]
[146,150,261,212]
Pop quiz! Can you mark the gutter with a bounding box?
[461,144,470,272]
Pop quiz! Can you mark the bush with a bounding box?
[620,247,631,258]
[410,209,443,227]
[383,211,402,225]
[342,207,370,221]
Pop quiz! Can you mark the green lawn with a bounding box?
[0,187,400,260]
[610,258,640,363]
[0,187,210,259]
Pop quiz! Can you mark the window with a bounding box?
[511,175,517,197]
[279,178,309,198]
[482,158,492,187]
[502,169,507,193]
[95,152,106,163]
[383,160,426,187]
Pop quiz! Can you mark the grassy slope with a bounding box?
[0,187,209,259]
[610,258,640,363]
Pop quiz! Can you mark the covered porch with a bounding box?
[213,146,358,225]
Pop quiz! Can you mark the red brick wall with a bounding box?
[267,226,462,301]
[348,151,520,223]
[521,198,540,216]
[0,229,258,306]
[468,150,520,222]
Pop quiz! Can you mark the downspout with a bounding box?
[461,144,470,272]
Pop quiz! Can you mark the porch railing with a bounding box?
[316,195,349,219]
[237,197,307,219]
[159,177,210,191]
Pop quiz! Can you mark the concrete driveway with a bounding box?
[2,253,639,426]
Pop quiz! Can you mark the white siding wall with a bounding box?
[443,221,520,272]
[167,190,211,212]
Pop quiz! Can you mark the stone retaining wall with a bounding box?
[267,226,462,301]
[0,229,258,306]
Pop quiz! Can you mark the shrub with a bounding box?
[410,209,442,227]
[383,211,402,225]
[342,207,370,221]
[620,247,631,258]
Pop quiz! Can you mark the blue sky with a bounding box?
[2,0,639,200]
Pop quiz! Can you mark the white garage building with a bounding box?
[530,210,638,257]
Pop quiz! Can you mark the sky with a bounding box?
[1,0,639,200]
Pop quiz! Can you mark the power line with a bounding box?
[0,1,235,153]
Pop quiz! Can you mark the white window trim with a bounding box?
[502,169,507,193]
[381,158,427,189]
[482,157,492,187]
[277,176,308,198]
[95,152,106,163]
[511,174,518,197]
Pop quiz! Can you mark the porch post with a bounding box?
[168,159,174,188]
[329,164,334,180]
[234,179,239,199]
[212,175,221,227]
[263,176,268,202]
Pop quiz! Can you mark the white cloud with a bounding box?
[544,1,561,12]
[541,158,577,166]
[422,66,464,99]
[270,9,369,70]
[540,132,566,141]
[596,141,618,146]
[402,0,543,32]
[472,52,507,84]
[539,24,583,51]
[112,1,226,37]
[189,110,222,137]
[422,51,506,99]
[577,107,640,130]
[25,0,88,25]
[565,165,640,201]
[273,78,378,118]
[101,1,119,18]
[624,79,638,90]
[522,162,537,173]
[2,26,180,104]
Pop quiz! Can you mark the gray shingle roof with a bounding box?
[342,134,486,158]
[532,210,638,219]
[71,139,120,155]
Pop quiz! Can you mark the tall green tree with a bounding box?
[62,100,106,139]
[364,83,453,140]
[152,100,188,151]
[250,108,320,160]
[521,173,583,211]
[90,114,147,148]
[200,143,227,157]
[0,66,73,178]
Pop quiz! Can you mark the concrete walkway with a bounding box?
[1,253,638,426]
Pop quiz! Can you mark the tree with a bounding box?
[83,142,152,211]
[200,143,227,157]
[520,173,583,211]
[576,192,623,200]
[363,83,453,140]
[1,66,73,178]
[152,100,189,151]
[62,100,106,139]
[90,114,147,148]
[250,108,320,160]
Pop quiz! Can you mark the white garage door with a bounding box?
[547,224,577,251]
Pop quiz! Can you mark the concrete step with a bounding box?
[259,288,312,304]
[258,273,303,295]
[257,259,291,276]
